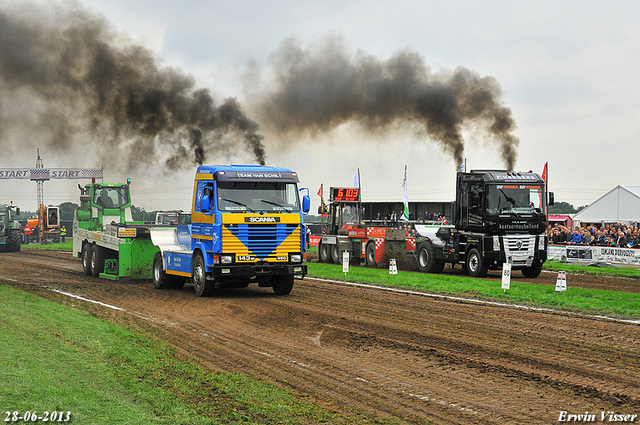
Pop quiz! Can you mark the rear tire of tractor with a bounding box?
[82,243,92,275]
[8,230,21,252]
[466,248,488,278]
[153,252,170,289]
[365,242,377,267]
[272,274,294,295]
[319,241,330,263]
[416,240,436,273]
[193,254,213,297]
[330,244,340,264]
[521,262,543,278]
[90,244,105,277]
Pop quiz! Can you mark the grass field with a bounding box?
[306,263,640,320]
[0,285,386,425]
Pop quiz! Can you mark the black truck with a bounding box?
[415,170,552,278]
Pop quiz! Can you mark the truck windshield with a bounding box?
[486,184,544,214]
[217,181,300,212]
[93,186,129,209]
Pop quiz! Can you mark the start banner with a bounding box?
[0,168,103,180]
[549,245,640,266]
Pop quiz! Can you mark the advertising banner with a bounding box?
[549,245,640,266]
[0,168,102,180]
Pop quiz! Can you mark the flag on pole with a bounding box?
[317,183,326,215]
[542,163,548,184]
[351,169,360,189]
[401,165,409,220]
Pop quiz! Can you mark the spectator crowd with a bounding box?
[547,222,640,248]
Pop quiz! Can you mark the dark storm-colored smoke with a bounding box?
[0,2,266,170]
[253,37,519,169]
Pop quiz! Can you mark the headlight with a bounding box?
[290,253,302,263]
[220,254,234,264]
[493,235,500,251]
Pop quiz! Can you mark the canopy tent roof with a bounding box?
[573,185,640,224]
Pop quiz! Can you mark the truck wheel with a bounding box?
[272,275,294,295]
[330,245,340,264]
[417,240,436,273]
[81,243,93,275]
[8,230,21,252]
[90,244,105,277]
[319,241,330,263]
[521,262,543,278]
[152,252,170,289]
[466,248,488,278]
[365,242,377,267]
[193,254,213,297]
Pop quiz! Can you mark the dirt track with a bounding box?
[2,249,640,424]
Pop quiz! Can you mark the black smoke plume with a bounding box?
[0,1,266,170]
[253,37,519,169]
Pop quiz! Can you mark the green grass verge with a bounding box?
[22,241,73,251]
[0,285,390,425]
[306,263,640,320]
[545,260,640,278]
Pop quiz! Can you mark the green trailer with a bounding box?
[72,182,160,281]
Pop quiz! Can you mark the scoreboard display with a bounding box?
[330,187,360,202]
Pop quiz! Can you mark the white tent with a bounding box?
[573,185,640,226]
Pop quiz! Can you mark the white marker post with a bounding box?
[555,271,567,292]
[389,258,398,275]
[342,250,349,275]
[501,263,512,292]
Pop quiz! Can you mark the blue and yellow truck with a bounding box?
[150,165,311,296]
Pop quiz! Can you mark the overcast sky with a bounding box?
[2,0,639,212]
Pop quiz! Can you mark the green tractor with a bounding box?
[0,202,22,252]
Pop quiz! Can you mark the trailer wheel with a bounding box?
[365,242,377,267]
[152,252,170,289]
[193,254,213,297]
[466,248,488,278]
[319,241,331,263]
[272,274,294,295]
[90,244,105,277]
[8,229,21,252]
[81,243,92,275]
[521,262,543,278]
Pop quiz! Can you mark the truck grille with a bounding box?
[503,235,536,266]
[224,223,300,260]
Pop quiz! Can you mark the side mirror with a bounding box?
[548,192,555,206]
[471,193,481,208]
[299,187,311,215]
[15,208,20,216]
[302,195,311,214]
[199,194,210,211]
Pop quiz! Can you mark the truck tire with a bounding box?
[8,230,21,252]
[90,244,106,277]
[152,252,170,289]
[417,240,436,273]
[330,245,340,264]
[365,242,377,267]
[81,243,93,275]
[193,254,214,297]
[272,274,294,295]
[466,248,488,278]
[319,241,331,263]
[521,262,543,278]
